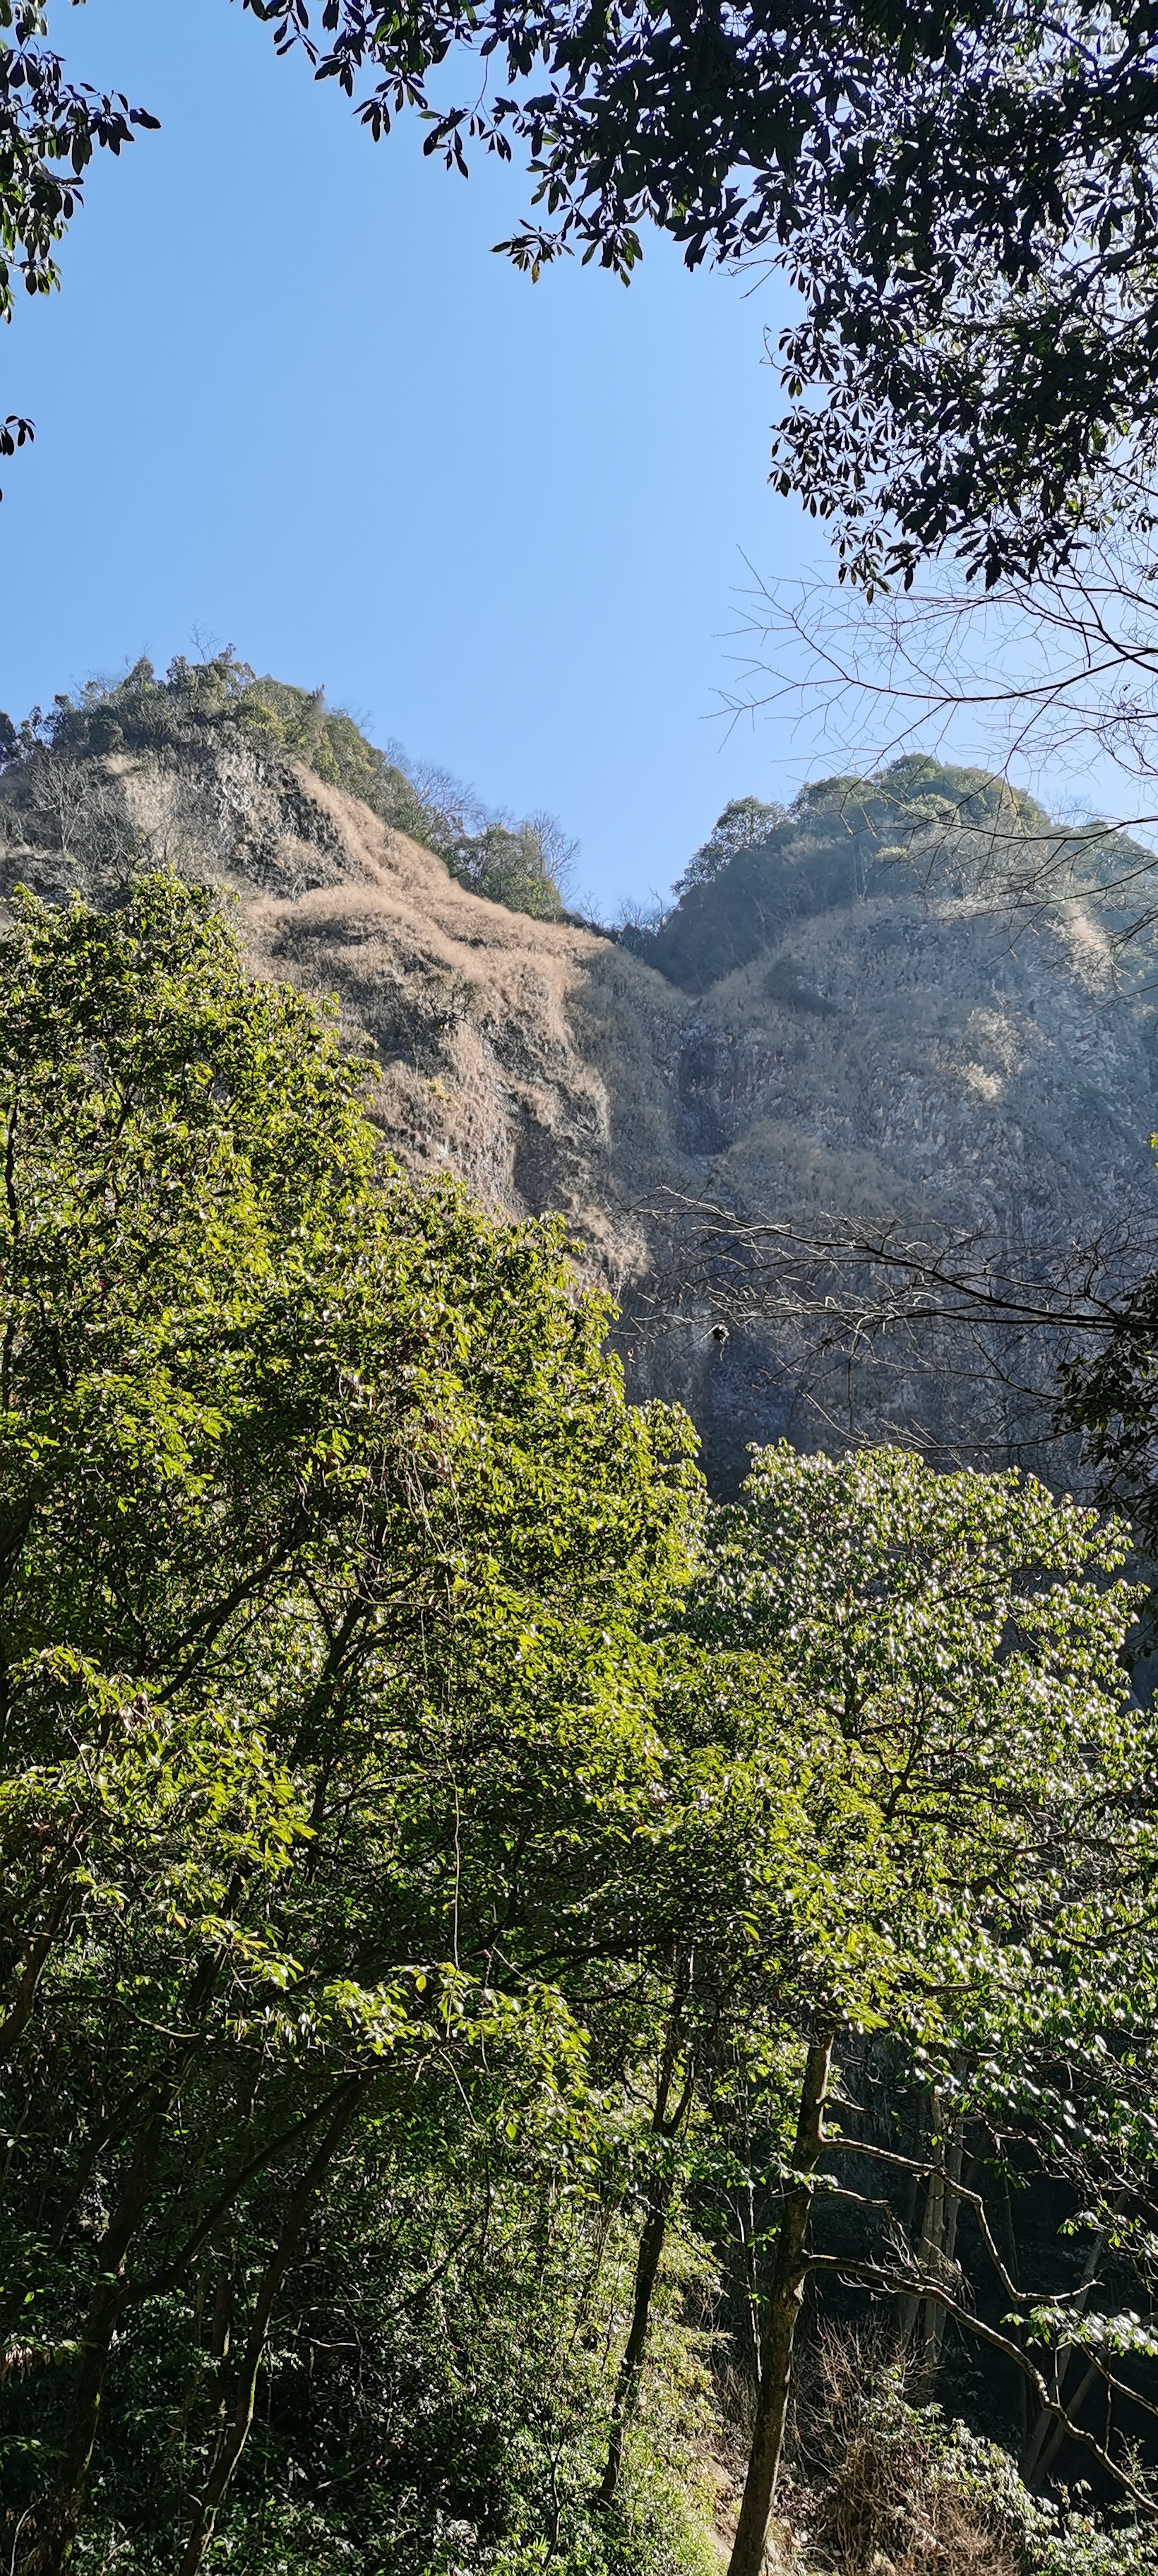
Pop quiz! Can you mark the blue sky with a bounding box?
[0,0,834,912]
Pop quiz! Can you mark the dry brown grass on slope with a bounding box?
[784,2336,1020,2576]
[229,770,691,1284]
[0,733,693,1291]
[8,727,1158,1486]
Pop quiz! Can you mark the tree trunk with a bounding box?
[597,2182,674,2507]
[897,2091,965,2392]
[1022,2210,1114,2486]
[727,2029,833,2576]
[919,2122,964,2382]
[1029,2359,1102,2486]
[21,2113,162,2576]
[14,1931,227,2575]
[895,2100,965,2395]
[595,1955,695,2510]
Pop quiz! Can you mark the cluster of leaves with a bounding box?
[0,652,573,921]
[622,753,1158,993]
[0,3,156,314]
[0,3,156,454]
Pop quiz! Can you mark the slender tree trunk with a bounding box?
[597,2181,674,2507]
[897,2089,965,2392]
[737,2174,761,2385]
[0,1885,78,2061]
[154,2248,231,2504]
[1030,2360,1102,2486]
[1022,2210,1113,2486]
[15,1919,226,2575]
[595,1955,695,2511]
[919,2123,964,2383]
[898,2086,941,2348]
[176,2080,366,2576]
[727,2029,834,2576]
[896,2082,928,2281]
[897,2103,966,2396]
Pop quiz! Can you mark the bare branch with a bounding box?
[806,2251,1158,2515]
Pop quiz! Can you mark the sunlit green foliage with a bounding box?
[682,1448,1158,2574]
[3,880,1158,2576]
[0,876,702,2576]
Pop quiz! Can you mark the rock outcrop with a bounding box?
[4,725,1155,1491]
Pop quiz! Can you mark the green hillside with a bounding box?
[623,755,1158,993]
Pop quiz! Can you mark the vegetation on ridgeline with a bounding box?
[3,879,1158,2575]
[622,756,1158,995]
[0,653,575,922]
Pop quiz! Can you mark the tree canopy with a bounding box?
[8,4,1158,579]
[684,1443,1158,2575]
[0,873,704,2575]
[619,753,1157,993]
[244,0,1158,585]
[5,878,1158,2574]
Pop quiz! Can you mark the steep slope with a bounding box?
[0,720,693,1283]
[3,714,1157,1490]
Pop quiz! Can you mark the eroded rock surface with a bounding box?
[4,732,1154,1489]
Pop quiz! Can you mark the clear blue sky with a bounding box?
[0,0,837,912]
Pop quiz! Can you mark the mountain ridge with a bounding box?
[4,688,1157,1490]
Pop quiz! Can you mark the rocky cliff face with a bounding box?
[4,725,1155,1491]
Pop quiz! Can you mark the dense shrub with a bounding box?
[789,2341,1158,2576]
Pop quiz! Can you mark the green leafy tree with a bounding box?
[682,1445,1158,2576]
[673,800,787,898]
[0,874,703,2576]
[570,1440,1158,2552]
[445,817,566,918]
